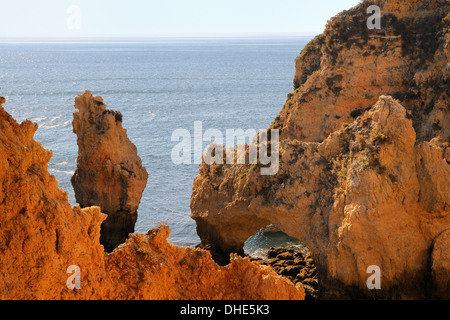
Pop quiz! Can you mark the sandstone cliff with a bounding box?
[286,0,449,143]
[0,96,304,300]
[71,90,148,252]
[190,0,450,299]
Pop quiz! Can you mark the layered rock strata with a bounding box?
[71,90,148,252]
[190,0,450,299]
[0,96,305,300]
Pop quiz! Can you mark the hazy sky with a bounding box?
[0,0,360,38]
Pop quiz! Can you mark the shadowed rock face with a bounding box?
[71,90,149,252]
[191,0,450,299]
[250,247,320,300]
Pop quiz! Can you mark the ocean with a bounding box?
[0,37,310,257]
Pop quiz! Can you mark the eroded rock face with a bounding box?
[0,96,107,299]
[191,0,450,299]
[192,95,450,299]
[71,90,149,252]
[105,225,304,300]
[284,0,450,143]
[0,97,305,300]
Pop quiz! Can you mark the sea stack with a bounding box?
[71,90,149,252]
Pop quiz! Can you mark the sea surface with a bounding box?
[0,37,310,257]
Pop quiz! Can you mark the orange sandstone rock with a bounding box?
[282,0,449,143]
[0,97,304,300]
[192,95,450,299]
[105,225,304,300]
[191,0,450,299]
[71,90,149,252]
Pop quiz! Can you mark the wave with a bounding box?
[39,120,71,129]
[49,168,74,175]
[32,116,48,122]
[55,161,69,166]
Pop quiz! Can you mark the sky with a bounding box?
[0,0,360,39]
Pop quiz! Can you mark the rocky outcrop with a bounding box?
[251,247,320,300]
[71,90,149,252]
[105,225,304,300]
[285,0,450,143]
[191,0,450,299]
[0,96,305,300]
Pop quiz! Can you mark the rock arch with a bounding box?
[191,97,450,298]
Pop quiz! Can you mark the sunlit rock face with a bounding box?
[191,0,450,299]
[0,96,305,300]
[71,90,149,252]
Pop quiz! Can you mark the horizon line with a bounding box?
[0,32,318,44]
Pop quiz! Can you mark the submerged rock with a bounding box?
[251,247,320,300]
[71,90,149,252]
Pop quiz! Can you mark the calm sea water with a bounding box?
[0,37,309,255]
